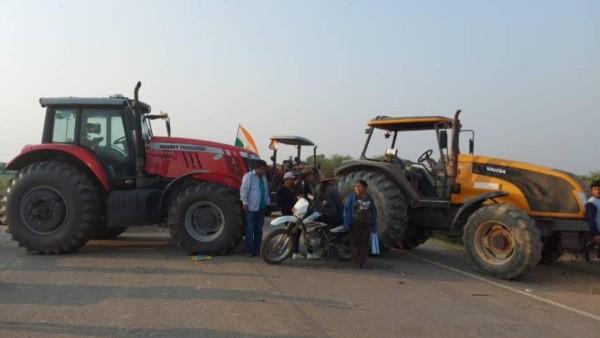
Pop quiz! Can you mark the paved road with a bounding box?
[1,225,599,338]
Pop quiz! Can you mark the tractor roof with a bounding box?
[39,97,151,111]
[269,136,315,146]
[368,115,453,131]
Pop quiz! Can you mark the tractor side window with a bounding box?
[52,110,76,144]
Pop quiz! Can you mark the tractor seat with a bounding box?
[407,164,438,198]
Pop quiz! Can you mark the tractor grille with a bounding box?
[183,152,203,169]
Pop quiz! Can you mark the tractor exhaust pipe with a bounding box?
[447,109,462,179]
[134,81,141,106]
[132,81,147,187]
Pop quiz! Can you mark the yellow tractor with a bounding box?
[336,111,592,279]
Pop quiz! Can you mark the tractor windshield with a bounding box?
[141,116,153,142]
[362,128,445,167]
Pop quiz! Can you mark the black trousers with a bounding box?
[350,222,370,266]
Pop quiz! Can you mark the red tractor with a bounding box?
[0,82,259,255]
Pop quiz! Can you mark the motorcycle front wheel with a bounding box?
[260,228,293,264]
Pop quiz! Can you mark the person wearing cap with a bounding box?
[585,180,600,244]
[240,160,270,257]
[276,172,298,216]
[315,171,344,227]
[276,172,304,259]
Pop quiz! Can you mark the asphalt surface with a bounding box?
[1,225,600,338]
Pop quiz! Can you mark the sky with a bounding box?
[0,0,598,174]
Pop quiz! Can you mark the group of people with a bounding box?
[240,162,600,266]
[239,160,378,269]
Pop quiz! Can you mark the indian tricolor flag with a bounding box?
[235,124,259,155]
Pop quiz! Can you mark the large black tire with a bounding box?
[338,170,408,249]
[463,204,542,280]
[168,182,243,255]
[4,161,100,254]
[92,226,127,240]
[397,228,432,250]
[260,228,292,264]
[539,233,563,265]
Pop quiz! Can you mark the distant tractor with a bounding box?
[336,111,592,279]
[266,136,319,209]
[0,82,260,255]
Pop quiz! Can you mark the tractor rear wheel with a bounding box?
[168,182,243,255]
[463,204,542,280]
[4,161,100,254]
[338,170,408,249]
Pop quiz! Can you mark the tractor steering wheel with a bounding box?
[113,136,127,146]
[418,149,433,164]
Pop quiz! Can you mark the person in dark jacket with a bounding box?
[298,167,318,199]
[315,172,343,226]
[276,172,297,216]
[585,180,600,244]
[343,180,377,269]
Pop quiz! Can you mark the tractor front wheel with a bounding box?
[168,182,243,255]
[4,161,100,254]
[463,204,542,280]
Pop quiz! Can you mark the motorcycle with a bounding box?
[260,197,352,264]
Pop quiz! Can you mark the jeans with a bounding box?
[245,210,265,255]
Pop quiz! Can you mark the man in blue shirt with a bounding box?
[585,180,600,244]
[240,160,270,257]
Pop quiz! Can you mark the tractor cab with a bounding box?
[39,93,171,189]
[266,136,319,212]
[268,135,318,182]
[360,112,474,199]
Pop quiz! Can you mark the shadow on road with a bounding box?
[0,282,352,309]
[0,321,317,338]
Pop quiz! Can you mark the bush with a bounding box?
[305,154,353,174]
[581,171,600,185]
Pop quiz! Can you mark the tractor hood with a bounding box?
[458,153,590,214]
[149,136,260,159]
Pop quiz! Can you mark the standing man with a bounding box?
[585,180,600,244]
[343,180,377,269]
[240,160,270,257]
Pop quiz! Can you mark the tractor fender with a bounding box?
[159,170,242,211]
[335,160,420,203]
[6,144,111,191]
[449,191,509,230]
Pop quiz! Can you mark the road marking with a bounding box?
[403,252,600,323]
